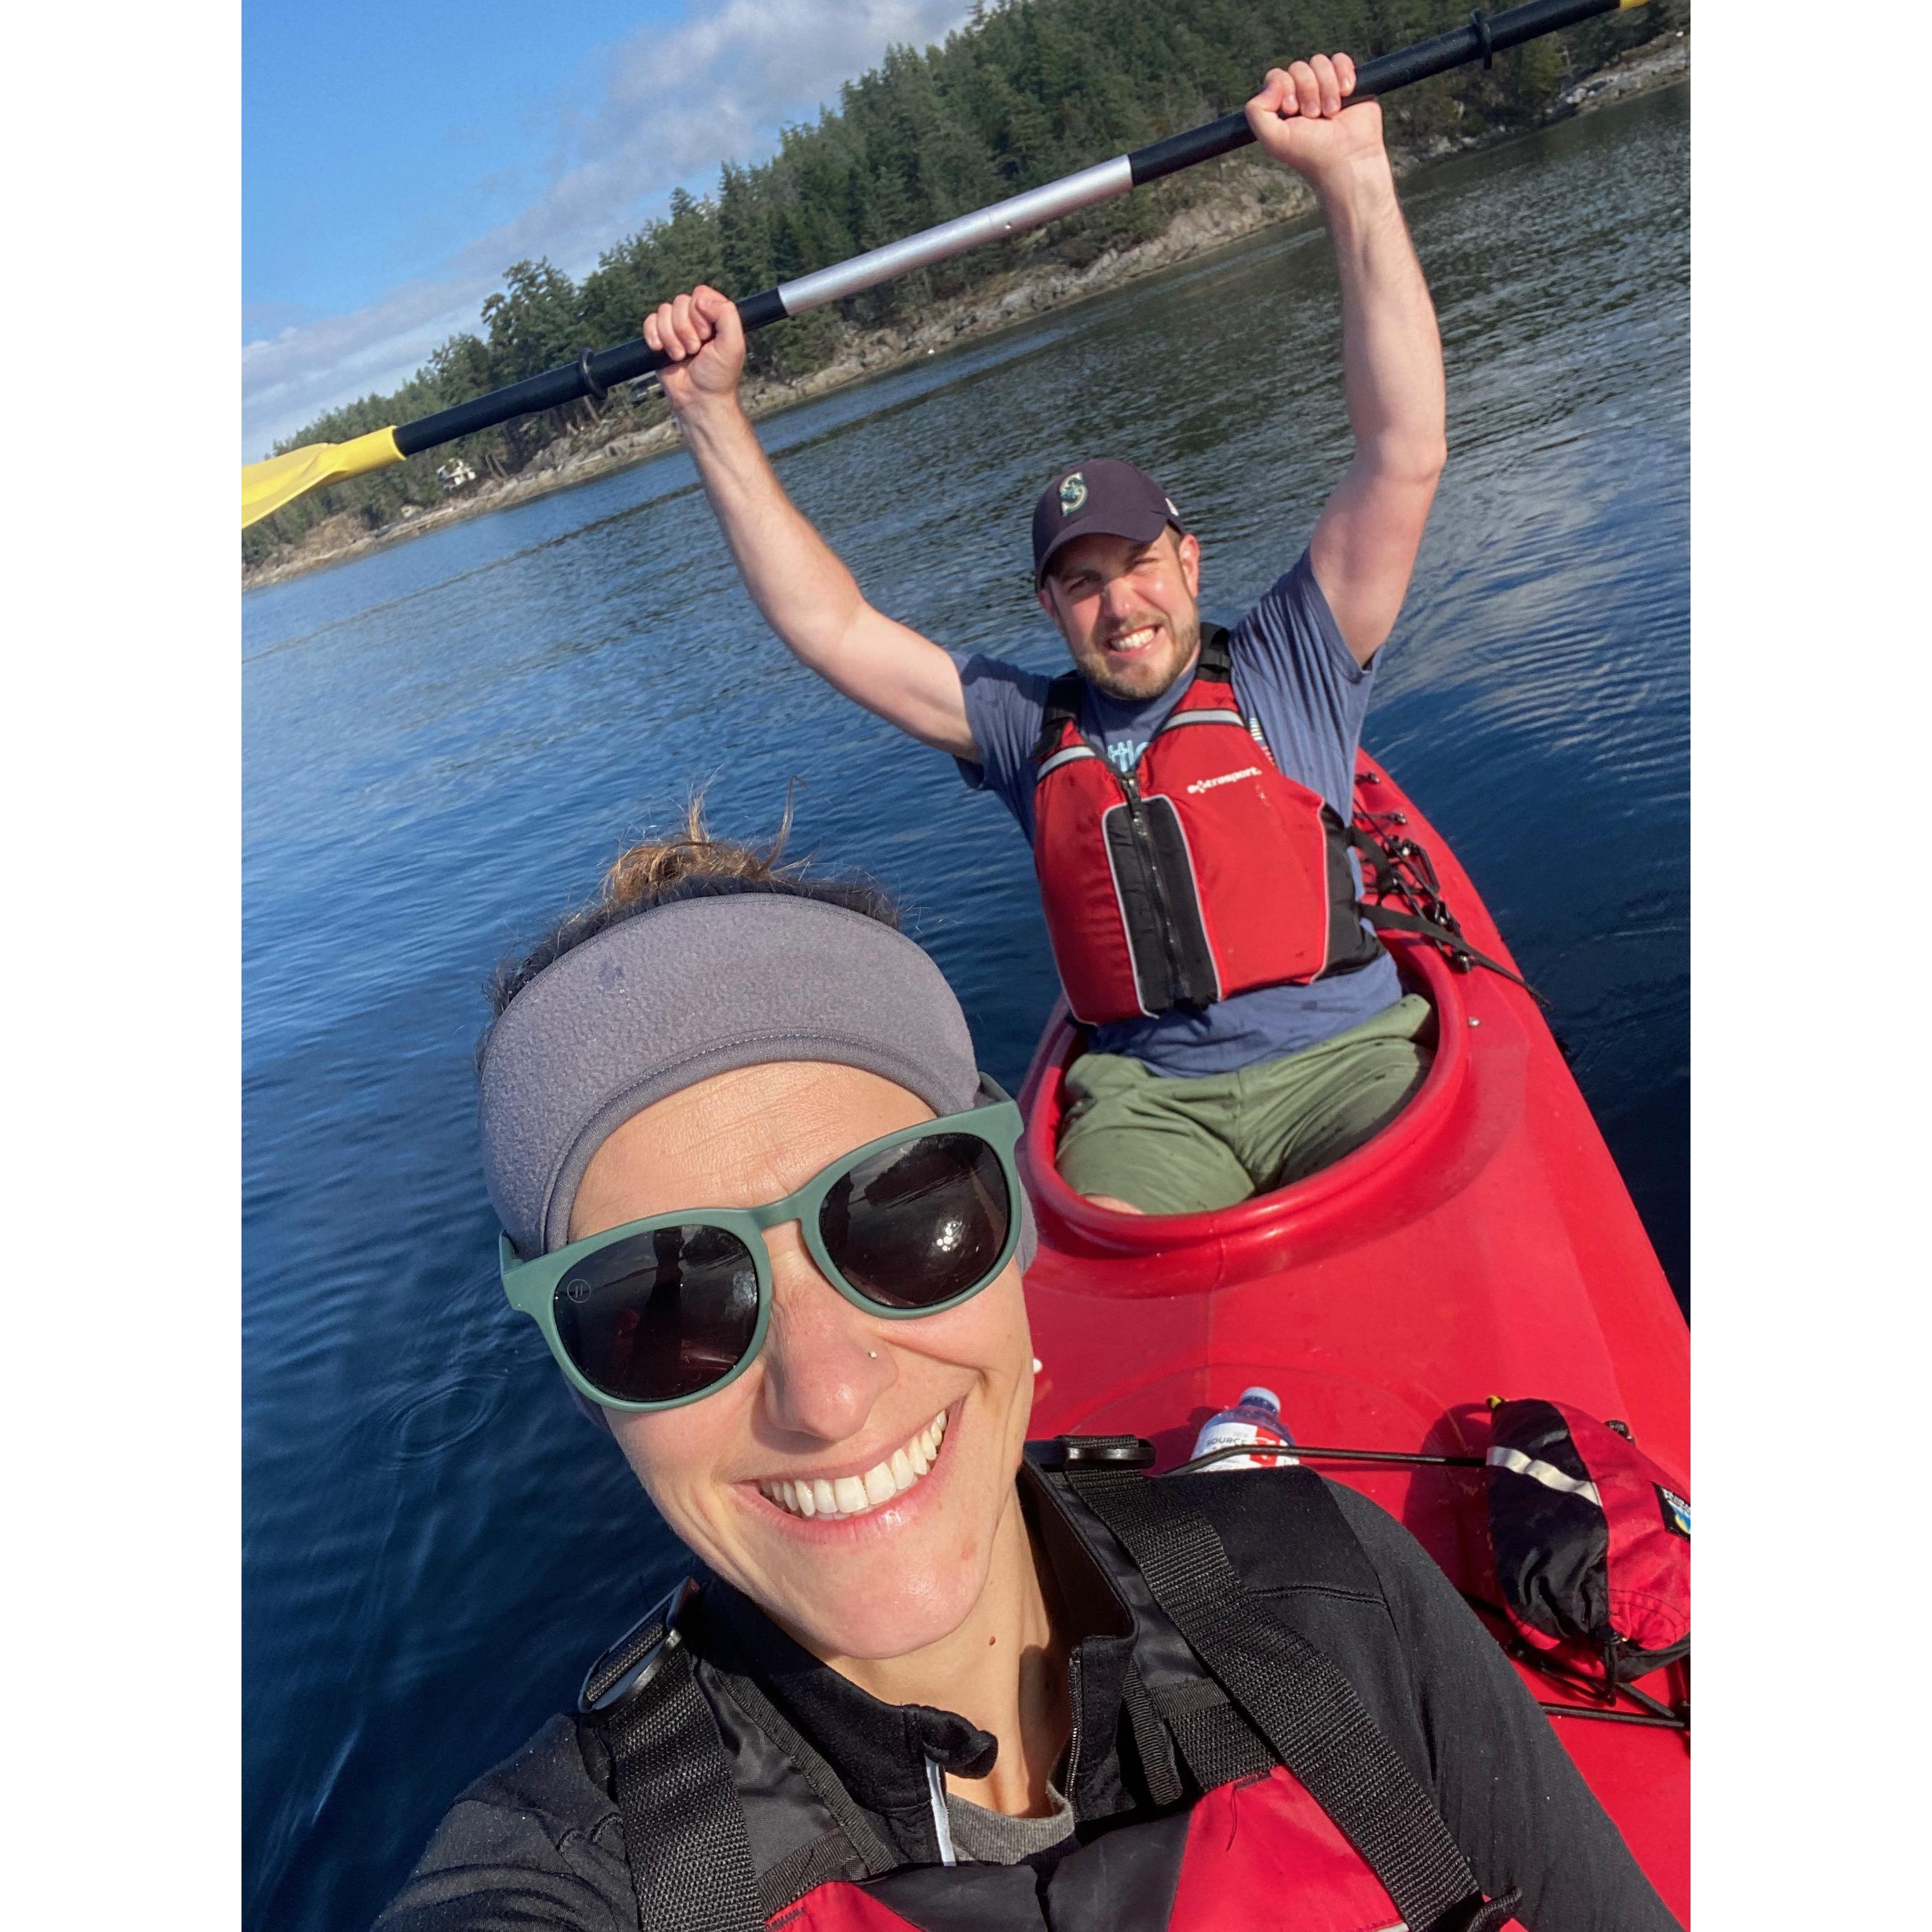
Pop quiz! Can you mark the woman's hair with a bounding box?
[487,793,900,1020]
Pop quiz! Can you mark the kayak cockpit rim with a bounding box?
[1017,930,1480,1258]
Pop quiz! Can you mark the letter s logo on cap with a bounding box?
[1059,472,1087,515]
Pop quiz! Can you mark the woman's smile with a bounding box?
[751,1403,950,1524]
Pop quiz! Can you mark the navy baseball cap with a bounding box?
[1032,458,1187,587]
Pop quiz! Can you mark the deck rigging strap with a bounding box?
[1360,902,1539,995]
[1348,823,1545,1001]
[1068,1461,1518,1932]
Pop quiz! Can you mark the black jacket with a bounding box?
[376,1458,1678,1931]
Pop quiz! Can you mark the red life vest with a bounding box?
[769,1767,1411,1930]
[1029,631,1381,1026]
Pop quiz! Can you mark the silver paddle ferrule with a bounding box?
[775,156,1134,316]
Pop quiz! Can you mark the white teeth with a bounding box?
[760,1410,950,1523]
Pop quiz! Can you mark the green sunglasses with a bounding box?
[501,1077,1024,1411]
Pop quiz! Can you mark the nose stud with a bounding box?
[867,1350,878,1360]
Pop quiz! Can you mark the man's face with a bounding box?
[1038,527,1203,702]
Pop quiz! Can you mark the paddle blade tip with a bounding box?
[242,427,404,530]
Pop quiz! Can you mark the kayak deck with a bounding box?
[1017,749,1689,1920]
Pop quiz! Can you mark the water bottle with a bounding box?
[1191,1386,1296,1470]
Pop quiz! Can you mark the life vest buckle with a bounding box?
[579,1576,699,1715]
[1035,1433,1158,1469]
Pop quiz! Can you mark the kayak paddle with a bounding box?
[243,0,1650,530]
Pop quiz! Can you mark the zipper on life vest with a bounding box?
[924,1754,958,1868]
[1061,1647,1087,1801]
[1117,767,1184,1008]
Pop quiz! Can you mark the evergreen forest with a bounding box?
[244,0,1685,567]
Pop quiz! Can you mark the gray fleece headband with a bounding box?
[479,893,1012,1261]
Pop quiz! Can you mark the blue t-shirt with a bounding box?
[950,551,1401,1077]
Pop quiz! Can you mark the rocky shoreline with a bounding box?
[243,34,1687,592]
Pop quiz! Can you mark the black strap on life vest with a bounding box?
[579,1582,765,1932]
[581,1582,903,1927]
[1194,626,1236,687]
[1029,628,1241,769]
[1033,669,1088,765]
[1064,1444,1520,1932]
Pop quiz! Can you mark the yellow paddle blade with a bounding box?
[242,425,405,529]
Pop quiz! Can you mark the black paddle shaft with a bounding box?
[392,0,1633,459]
[1126,0,1627,182]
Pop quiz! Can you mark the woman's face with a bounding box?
[569,1060,1036,1663]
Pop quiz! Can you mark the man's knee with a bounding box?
[1267,1040,1431,1187]
[1057,1114,1252,1216]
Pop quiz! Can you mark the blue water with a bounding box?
[243,87,1687,1930]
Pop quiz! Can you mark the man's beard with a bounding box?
[1077,612,1201,701]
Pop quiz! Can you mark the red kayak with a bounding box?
[1017,749,1690,1922]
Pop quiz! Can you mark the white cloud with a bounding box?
[243,0,977,456]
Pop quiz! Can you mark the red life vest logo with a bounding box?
[1185,765,1263,796]
[1656,1485,1690,1538]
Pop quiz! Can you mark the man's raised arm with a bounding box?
[643,287,977,759]
[1246,57,1448,667]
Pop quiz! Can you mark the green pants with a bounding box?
[1056,995,1434,1215]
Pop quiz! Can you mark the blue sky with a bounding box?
[243,1,975,456]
